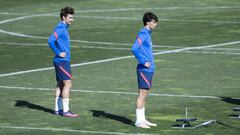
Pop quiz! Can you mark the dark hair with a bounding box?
[143,12,158,26]
[60,7,74,20]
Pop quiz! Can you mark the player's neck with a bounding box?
[144,26,152,32]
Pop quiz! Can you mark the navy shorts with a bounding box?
[54,61,72,81]
[137,69,154,90]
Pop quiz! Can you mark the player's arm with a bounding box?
[131,33,149,67]
[48,29,66,58]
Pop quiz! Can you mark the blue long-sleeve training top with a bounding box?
[48,21,71,62]
[131,27,155,71]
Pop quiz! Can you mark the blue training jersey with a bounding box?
[48,21,71,62]
[131,27,155,71]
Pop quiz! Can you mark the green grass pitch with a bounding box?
[0,0,240,134]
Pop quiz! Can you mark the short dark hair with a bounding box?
[60,7,74,20]
[143,12,158,26]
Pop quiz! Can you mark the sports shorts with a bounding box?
[54,61,72,81]
[137,69,154,90]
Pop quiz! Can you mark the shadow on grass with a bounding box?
[14,100,54,114]
[220,97,240,105]
[90,110,134,126]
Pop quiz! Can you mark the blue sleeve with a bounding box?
[48,28,62,56]
[131,32,148,65]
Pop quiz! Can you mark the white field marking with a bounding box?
[1,6,240,16]
[0,29,181,49]
[0,125,152,135]
[0,55,133,77]
[183,51,240,55]
[153,40,240,55]
[78,45,131,50]
[34,14,240,24]
[0,29,47,39]
[0,85,231,100]
[76,15,240,24]
[0,42,132,50]
[202,47,240,51]
[0,14,52,24]
[1,6,240,25]
[2,42,240,52]
[75,6,240,13]
[154,50,240,55]
[39,6,240,16]
[160,19,240,24]
[1,42,240,55]
[69,39,181,48]
[0,42,47,46]
[0,13,27,15]
[0,40,240,77]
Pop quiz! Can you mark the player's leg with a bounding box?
[135,70,156,128]
[61,80,78,117]
[135,69,151,128]
[136,89,148,109]
[54,61,64,115]
[54,81,63,115]
[55,61,78,117]
[140,71,157,127]
[135,89,150,128]
[62,79,71,112]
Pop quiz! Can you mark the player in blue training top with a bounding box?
[48,7,78,118]
[132,12,158,128]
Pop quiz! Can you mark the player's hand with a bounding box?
[59,52,66,58]
[144,62,151,68]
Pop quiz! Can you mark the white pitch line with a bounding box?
[1,6,240,15]
[75,6,240,13]
[33,6,240,16]
[0,12,27,15]
[1,41,239,55]
[0,40,240,77]
[0,29,47,39]
[1,42,240,55]
[203,48,240,51]
[184,51,240,55]
[0,55,133,77]
[153,41,240,55]
[76,15,240,24]
[0,29,179,48]
[1,42,240,53]
[0,85,230,99]
[0,42,47,46]
[1,7,240,26]
[0,42,131,50]
[7,13,239,24]
[1,29,240,51]
[0,14,52,24]
[0,125,152,135]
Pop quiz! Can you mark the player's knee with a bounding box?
[139,93,148,99]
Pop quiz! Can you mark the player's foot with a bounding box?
[63,111,79,118]
[144,120,157,126]
[54,110,63,115]
[135,122,150,128]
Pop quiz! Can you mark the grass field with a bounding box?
[0,0,240,134]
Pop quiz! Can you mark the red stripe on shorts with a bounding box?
[59,66,72,79]
[140,72,150,88]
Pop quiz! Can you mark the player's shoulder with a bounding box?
[138,28,149,38]
[55,23,64,29]
[54,22,66,33]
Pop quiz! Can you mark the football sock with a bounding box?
[62,98,70,113]
[55,96,62,111]
[142,107,146,121]
[136,108,143,123]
